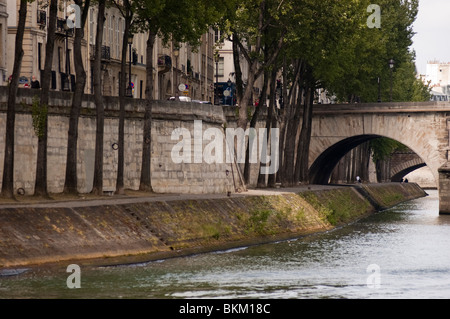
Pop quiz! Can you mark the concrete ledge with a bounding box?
[0,183,427,269]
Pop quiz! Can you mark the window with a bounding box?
[58,47,63,72]
[89,8,95,45]
[109,15,114,55]
[67,49,72,74]
[38,43,42,70]
[218,57,224,77]
[115,17,120,58]
[103,13,107,45]
[214,29,224,44]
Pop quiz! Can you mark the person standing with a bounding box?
[31,75,40,89]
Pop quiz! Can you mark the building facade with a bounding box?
[0,0,6,85]
[426,60,450,101]
[5,0,216,102]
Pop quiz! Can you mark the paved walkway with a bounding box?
[0,184,345,209]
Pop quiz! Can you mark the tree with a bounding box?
[277,0,421,186]
[391,51,431,102]
[134,0,228,191]
[273,0,360,186]
[91,0,106,195]
[64,0,91,194]
[227,0,286,131]
[112,0,134,195]
[1,0,28,199]
[322,0,420,103]
[34,0,58,197]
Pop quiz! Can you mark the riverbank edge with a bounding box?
[0,183,427,269]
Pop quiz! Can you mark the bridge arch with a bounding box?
[308,134,436,187]
[306,102,450,213]
[390,158,427,182]
[309,135,380,184]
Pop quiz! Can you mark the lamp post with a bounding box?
[63,18,70,91]
[389,58,395,102]
[214,52,220,105]
[377,77,381,103]
[226,78,232,105]
[127,34,133,97]
[173,46,179,100]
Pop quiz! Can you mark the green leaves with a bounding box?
[135,0,229,47]
[31,95,48,139]
[370,138,407,162]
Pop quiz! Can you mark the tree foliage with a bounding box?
[370,138,408,162]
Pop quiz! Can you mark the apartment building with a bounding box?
[426,60,450,101]
[0,0,6,85]
[5,0,216,102]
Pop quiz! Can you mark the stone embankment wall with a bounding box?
[0,183,427,268]
[0,87,237,195]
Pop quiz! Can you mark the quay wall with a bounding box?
[0,87,239,195]
[0,183,427,268]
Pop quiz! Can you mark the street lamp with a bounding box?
[389,58,395,102]
[377,77,381,103]
[63,19,70,91]
[214,52,220,105]
[226,78,232,105]
[126,34,133,97]
[173,46,179,100]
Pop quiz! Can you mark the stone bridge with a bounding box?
[307,102,450,214]
[389,150,426,182]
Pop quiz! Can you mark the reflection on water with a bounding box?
[2,190,450,299]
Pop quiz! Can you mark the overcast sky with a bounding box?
[411,0,450,75]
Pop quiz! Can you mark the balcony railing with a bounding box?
[102,46,111,61]
[90,45,111,61]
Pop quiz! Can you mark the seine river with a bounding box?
[1,189,450,300]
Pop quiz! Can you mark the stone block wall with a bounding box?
[0,87,237,195]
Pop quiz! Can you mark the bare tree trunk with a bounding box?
[283,86,303,187]
[361,142,371,182]
[91,0,106,195]
[116,4,132,195]
[64,0,90,194]
[139,30,156,192]
[34,0,58,197]
[257,67,278,188]
[232,33,244,102]
[276,59,288,184]
[237,67,257,130]
[243,69,268,184]
[279,59,302,187]
[295,86,314,183]
[1,0,27,199]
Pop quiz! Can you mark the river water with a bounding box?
[1,189,450,300]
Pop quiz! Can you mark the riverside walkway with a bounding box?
[0,185,341,209]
